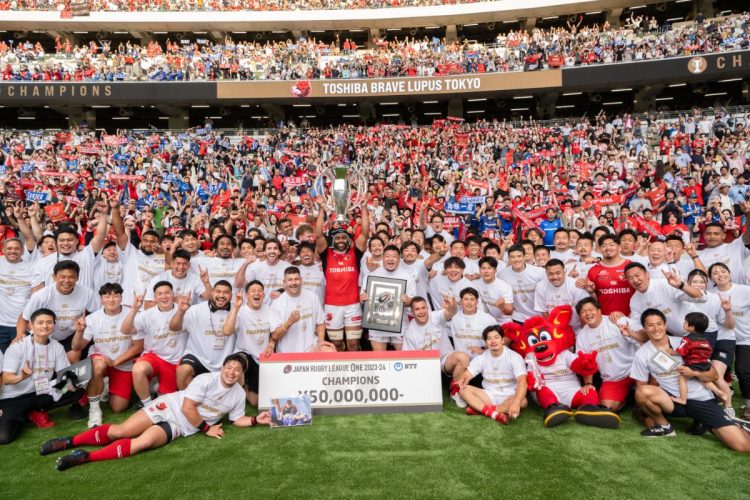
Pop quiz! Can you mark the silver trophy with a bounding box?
[314,163,368,223]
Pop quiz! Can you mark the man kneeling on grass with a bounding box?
[40,353,271,470]
[631,308,750,452]
[457,325,527,424]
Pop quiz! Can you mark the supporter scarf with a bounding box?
[512,208,545,235]
[634,215,665,241]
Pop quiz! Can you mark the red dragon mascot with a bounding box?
[503,305,620,429]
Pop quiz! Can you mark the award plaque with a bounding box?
[362,276,407,333]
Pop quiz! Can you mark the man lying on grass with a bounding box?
[631,308,750,452]
[40,353,271,470]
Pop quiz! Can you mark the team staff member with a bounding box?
[71,283,144,428]
[41,354,272,470]
[170,281,236,390]
[497,244,545,323]
[223,280,271,406]
[631,309,750,451]
[0,309,83,444]
[121,282,187,407]
[315,199,370,352]
[457,325,528,424]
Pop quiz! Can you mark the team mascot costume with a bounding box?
[503,305,620,429]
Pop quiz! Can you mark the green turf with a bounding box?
[2,392,750,500]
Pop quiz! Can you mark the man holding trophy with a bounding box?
[314,164,370,352]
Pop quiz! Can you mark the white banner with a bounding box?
[259,350,443,415]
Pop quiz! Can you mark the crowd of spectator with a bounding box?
[0,108,748,245]
[3,0,477,11]
[0,13,748,81]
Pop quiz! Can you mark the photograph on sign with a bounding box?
[270,396,313,428]
[362,276,406,333]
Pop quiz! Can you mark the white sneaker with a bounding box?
[725,406,736,419]
[451,392,467,408]
[87,405,103,429]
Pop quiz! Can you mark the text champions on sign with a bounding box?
[0,84,113,98]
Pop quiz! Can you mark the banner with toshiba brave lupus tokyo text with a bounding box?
[258,351,443,415]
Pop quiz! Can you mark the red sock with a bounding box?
[72,424,112,446]
[481,405,495,418]
[78,394,89,406]
[465,407,479,416]
[89,439,131,462]
[450,380,460,396]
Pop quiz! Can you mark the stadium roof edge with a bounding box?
[0,0,663,31]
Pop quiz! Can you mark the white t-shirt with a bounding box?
[133,305,188,364]
[429,275,482,310]
[0,336,68,399]
[699,238,750,285]
[629,279,697,336]
[402,311,454,359]
[84,307,136,371]
[0,256,35,327]
[270,290,324,353]
[687,291,726,335]
[467,348,526,400]
[538,350,581,407]
[192,256,244,288]
[32,246,97,290]
[299,263,326,306]
[449,310,495,359]
[576,317,638,382]
[533,277,590,329]
[475,277,514,324]
[717,284,750,345]
[157,372,246,438]
[400,260,430,303]
[245,260,291,302]
[182,302,236,372]
[423,226,454,244]
[233,304,271,362]
[630,337,714,401]
[93,255,124,293]
[121,244,167,299]
[550,248,576,262]
[497,265,546,322]
[22,284,99,341]
[145,270,206,305]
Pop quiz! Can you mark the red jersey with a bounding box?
[587,260,634,315]
[321,246,363,306]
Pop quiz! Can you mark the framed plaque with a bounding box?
[362,276,407,333]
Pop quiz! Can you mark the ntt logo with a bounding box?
[284,365,293,374]
[394,362,404,371]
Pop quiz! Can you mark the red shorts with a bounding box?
[107,367,134,400]
[136,352,178,395]
[599,377,634,403]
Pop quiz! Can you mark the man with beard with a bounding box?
[578,234,635,315]
[698,215,750,285]
[223,280,271,405]
[192,235,244,289]
[270,267,332,354]
[315,204,370,352]
[169,281,236,390]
